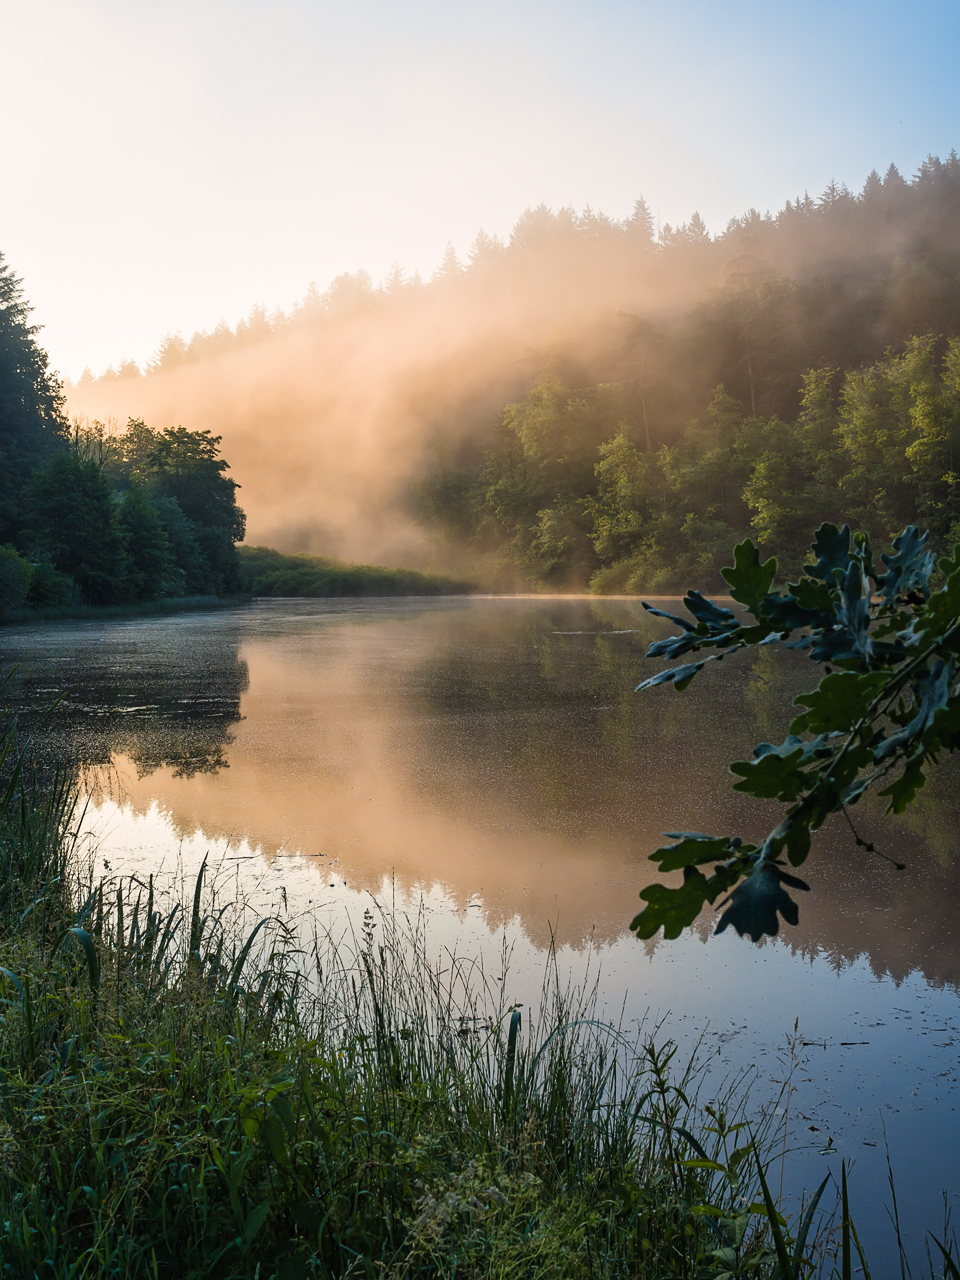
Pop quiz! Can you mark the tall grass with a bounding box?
[0,705,955,1278]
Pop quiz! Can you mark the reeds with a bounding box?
[0,703,956,1278]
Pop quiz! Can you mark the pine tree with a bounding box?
[686,212,711,244]
[0,253,67,543]
[322,270,374,316]
[25,453,129,604]
[883,163,909,192]
[149,332,188,373]
[382,262,407,294]
[432,242,463,283]
[624,197,655,245]
[116,485,177,600]
[468,231,505,272]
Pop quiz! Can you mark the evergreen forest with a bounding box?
[0,254,247,613]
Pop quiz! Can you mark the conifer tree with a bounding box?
[624,197,655,245]
[116,485,177,600]
[25,453,129,604]
[432,242,463,283]
[0,253,67,543]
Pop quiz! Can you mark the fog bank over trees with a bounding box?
[66,154,960,585]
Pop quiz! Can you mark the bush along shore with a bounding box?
[0,714,957,1277]
[238,545,474,598]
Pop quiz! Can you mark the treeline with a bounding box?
[238,546,471,597]
[413,334,960,592]
[68,151,960,586]
[0,255,246,613]
[75,152,960,433]
[55,150,960,592]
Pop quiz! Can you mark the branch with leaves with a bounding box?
[630,523,960,943]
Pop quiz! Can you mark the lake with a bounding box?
[4,595,960,1274]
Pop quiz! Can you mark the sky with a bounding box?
[2,0,959,380]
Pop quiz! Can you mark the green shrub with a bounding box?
[0,545,32,612]
[238,545,473,597]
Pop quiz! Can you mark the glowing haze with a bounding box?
[64,246,716,562]
[2,0,959,379]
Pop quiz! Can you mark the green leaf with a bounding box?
[805,522,852,583]
[721,540,777,615]
[836,560,872,659]
[641,602,696,632]
[635,660,705,692]
[876,525,935,604]
[938,545,960,580]
[784,821,811,867]
[793,576,837,612]
[647,632,699,660]
[879,754,927,814]
[911,561,960,643]
[262,1112,291,1166]
[715,863,809,941]
[243,1202,271,1246]
[52,927,101,992]
[762,591,832,632]
[269,1090,297,1138]
[790,671,891,735]
[632,520,960,947]
[682,590,738,628]
[874,659,952,761]
[650,834,743,873]
[0,967,24,999]
[752,1143,795,1280]
[762,573,838,633]
[793,1173,832,1274]
[929,1235,960,1280]
[730,749,807,801]
[630,865,738,940]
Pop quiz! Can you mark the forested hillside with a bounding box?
[68,153,960,585]
[0,256,246,613]
[416,336,960,591]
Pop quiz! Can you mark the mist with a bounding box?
[62,202,721,568]
[65,161,960,574]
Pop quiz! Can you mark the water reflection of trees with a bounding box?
[5,625,248,780]
[405,599,795,841]
[7,601,960,992]
[410,599,960,990]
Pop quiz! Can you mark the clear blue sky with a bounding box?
[2,0,959,378]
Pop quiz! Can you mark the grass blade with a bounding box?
[58,926,101,992]
[930,1235,960,1280]
[502,1008,521,1123]
[793,1171,831,1271]
[841,1160,851,1280]
[189,857,207,964]
[753,1139,794,1280]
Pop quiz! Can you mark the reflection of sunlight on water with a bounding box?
[79,794,960,1276]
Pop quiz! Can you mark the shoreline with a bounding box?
[0,593,252,627]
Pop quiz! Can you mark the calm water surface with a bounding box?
[5,596,960,1272]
